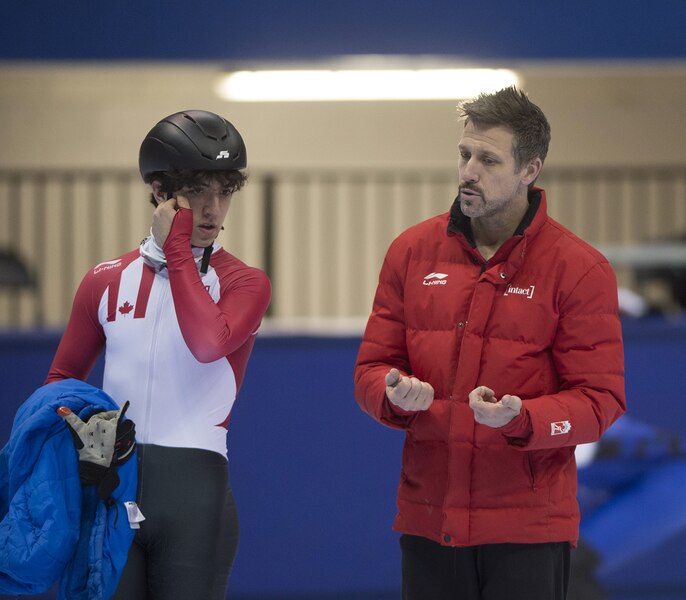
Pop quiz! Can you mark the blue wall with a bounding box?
[2,0,685,61]
[1,318,685,598]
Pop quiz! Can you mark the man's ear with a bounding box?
[521,157,543,187]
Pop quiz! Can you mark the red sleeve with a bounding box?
[46,269,107,383]
[511,261,626,450]
[354,242,417,430]
[163,208,272,364]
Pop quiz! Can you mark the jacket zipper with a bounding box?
[138,278,168,502]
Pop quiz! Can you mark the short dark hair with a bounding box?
[458,86,551,171]
[148,169,248,207]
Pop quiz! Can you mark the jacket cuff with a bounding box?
[381,395,417,426]
[499,407,533,445]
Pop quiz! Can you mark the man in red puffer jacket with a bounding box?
[354,87,625,600]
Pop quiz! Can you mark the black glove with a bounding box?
[57,401,136,501]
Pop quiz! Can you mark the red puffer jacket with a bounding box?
[354,188,625,547]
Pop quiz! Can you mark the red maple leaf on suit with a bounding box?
[118,301,134,315]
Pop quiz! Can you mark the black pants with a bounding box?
[111,444,239,600]
[400,534,570,600]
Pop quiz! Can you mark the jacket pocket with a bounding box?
[526,452,538,491]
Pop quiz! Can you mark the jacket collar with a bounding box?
[139,234,219,274]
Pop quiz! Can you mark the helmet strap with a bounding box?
[200,245,213,274]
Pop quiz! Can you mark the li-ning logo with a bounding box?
[504,284,535,299]
[93,258,123,275]
[216,150,231,159]
[550,421,572,436]
[423,272,448,286]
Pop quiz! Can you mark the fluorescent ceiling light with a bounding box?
[214,68,520,102]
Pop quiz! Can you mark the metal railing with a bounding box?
[1,166,685,328]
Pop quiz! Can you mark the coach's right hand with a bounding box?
[385,368,434,411]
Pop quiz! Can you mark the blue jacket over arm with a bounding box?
[0,379,137,599]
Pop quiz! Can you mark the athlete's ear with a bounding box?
[151,181,167,204]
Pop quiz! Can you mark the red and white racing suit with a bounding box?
[47,207,270,599]
[47,208,272,458]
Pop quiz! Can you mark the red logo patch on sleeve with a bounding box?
[550,421,572,435]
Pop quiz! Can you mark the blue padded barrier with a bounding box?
[1,316,685,599]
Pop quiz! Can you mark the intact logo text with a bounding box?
[216,150,231,159]
[504,284,535,299]
[423,272,448,286]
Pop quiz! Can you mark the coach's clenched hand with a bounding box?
[469,385,522,428]
[385,368,434,412]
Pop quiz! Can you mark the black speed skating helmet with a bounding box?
[139,110,247,183]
